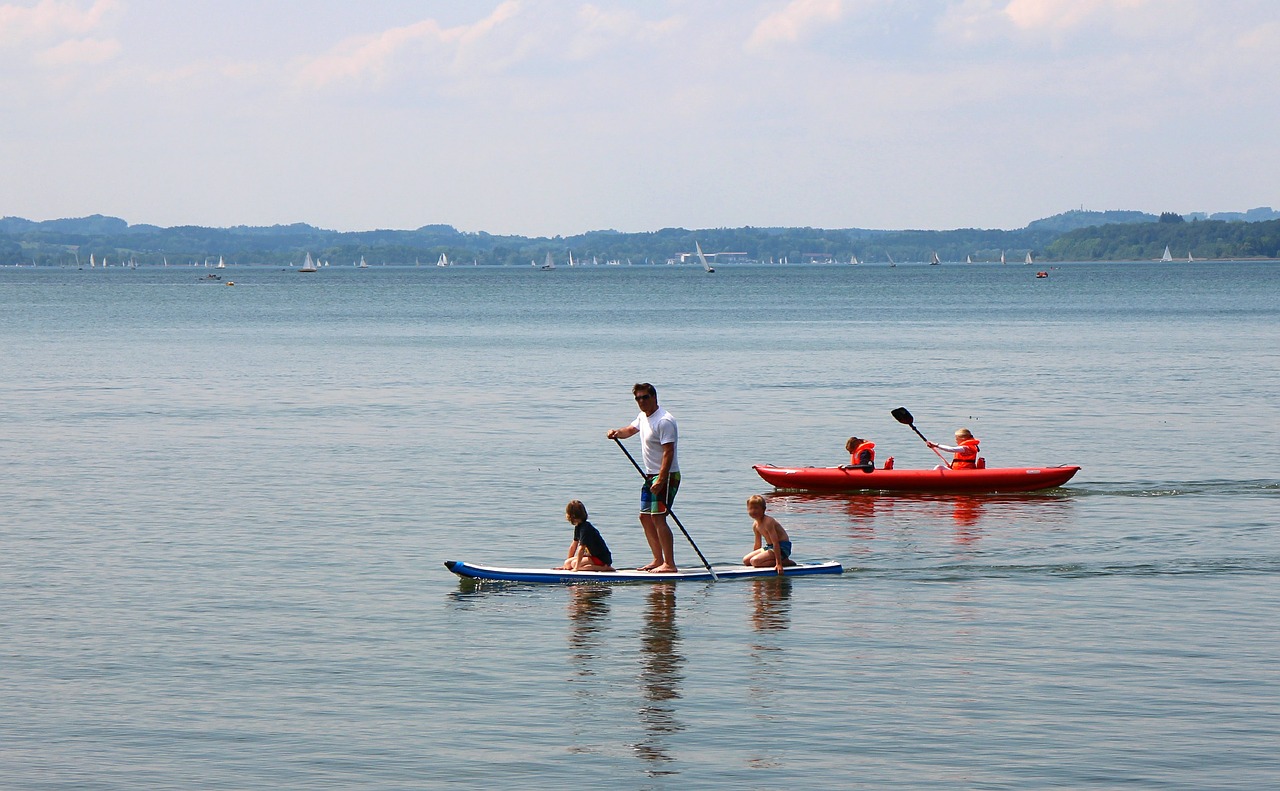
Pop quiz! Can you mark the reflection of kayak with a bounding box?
[444,559,842,583]
[753,464,1081,493]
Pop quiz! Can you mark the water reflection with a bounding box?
[746,577,792,770]
[749,576,793,634]
[566,585,612,680]
[769,490,1073,544]
[633,583,684,774]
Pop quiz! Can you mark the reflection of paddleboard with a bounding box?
[754,464,1080,493]
[444,560,843,583]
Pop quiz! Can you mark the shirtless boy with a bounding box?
[742,494,795,575]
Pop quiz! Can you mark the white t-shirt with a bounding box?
[630,407,679,475]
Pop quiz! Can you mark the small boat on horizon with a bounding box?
[696,240,714,273]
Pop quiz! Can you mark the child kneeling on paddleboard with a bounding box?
[554,500,615,572]
[742,494,796,575]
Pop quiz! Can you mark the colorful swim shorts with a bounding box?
[640,472,681,515]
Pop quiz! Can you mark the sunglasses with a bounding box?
[634,393,653,401]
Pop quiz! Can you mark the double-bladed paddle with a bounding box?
[891,406,952,469]
[613,437,719,580]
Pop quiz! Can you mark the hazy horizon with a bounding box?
[4,1,1277,237]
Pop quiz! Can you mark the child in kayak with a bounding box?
[554,500,615,572]
[927,428,982,469]
[841,436,876,471]
[742,494,795,575]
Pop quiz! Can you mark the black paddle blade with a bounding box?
[891,407,914,425]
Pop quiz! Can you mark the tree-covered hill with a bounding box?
[2,209,1278,265]
[1045,218,1280,261]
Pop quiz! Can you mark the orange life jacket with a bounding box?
[849,441,875,467]
[951,438,980,469]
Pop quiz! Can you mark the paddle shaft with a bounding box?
[893,408,953,469]
[613,437,718,580]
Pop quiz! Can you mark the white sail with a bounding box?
[696,241,715,273]
[966,255,973,264]
[1000,250,1006,265]
[299,252,318,272]
[930,252,940,265]
[1187,251,1194,262]
[1161,245,1173,262]
[216,256,225,269]
[541,252,555,270]
[358,255,368,268]
[1025,251,1034,264]
[437,253,449,267]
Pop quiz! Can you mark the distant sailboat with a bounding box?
[299,252,318,272]
[1161,245,1173,262]
[437,253,449,267]
[696,241,715,273]
[966,254,973,264]
[850,254,859,265]
[1000,250,1006,265]
[358,255,369,268]
[89,253,96,268]
[216,256,225,269]
[886,252,896,268]
[1187,251,1194,262]
[930,252,941,265]
[540,252,555,270]
[1025,251,1034,264]
[568,252,576,267]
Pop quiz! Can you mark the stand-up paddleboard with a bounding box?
[444,559,842,583]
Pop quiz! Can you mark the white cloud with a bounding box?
[32,34,118,66]
[291,1,523,90]
[0,0,118,46]
[567,3,684,61]
[745,0,843,54]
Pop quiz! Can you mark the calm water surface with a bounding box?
[2,262,1278,789]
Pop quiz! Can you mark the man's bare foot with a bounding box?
[648,564,677,573]
[636,562,660,571]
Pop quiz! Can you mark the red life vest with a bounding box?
[849,441,876,467]
[952,438,981,469]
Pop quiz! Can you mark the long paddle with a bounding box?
[613,438,718,580]
[891,406,952,469]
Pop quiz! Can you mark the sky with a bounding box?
[2,0,1277,236]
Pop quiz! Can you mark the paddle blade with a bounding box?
[891,407,914,425]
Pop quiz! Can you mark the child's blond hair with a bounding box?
[746,494,767,511]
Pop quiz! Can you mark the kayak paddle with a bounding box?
[613,437,718,580]
[891,406,952,468]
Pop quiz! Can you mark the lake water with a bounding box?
[2,261,1277,789]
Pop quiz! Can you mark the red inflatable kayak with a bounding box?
[753,463,1081,493]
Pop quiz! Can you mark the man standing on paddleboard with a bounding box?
[607,383,680,573]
